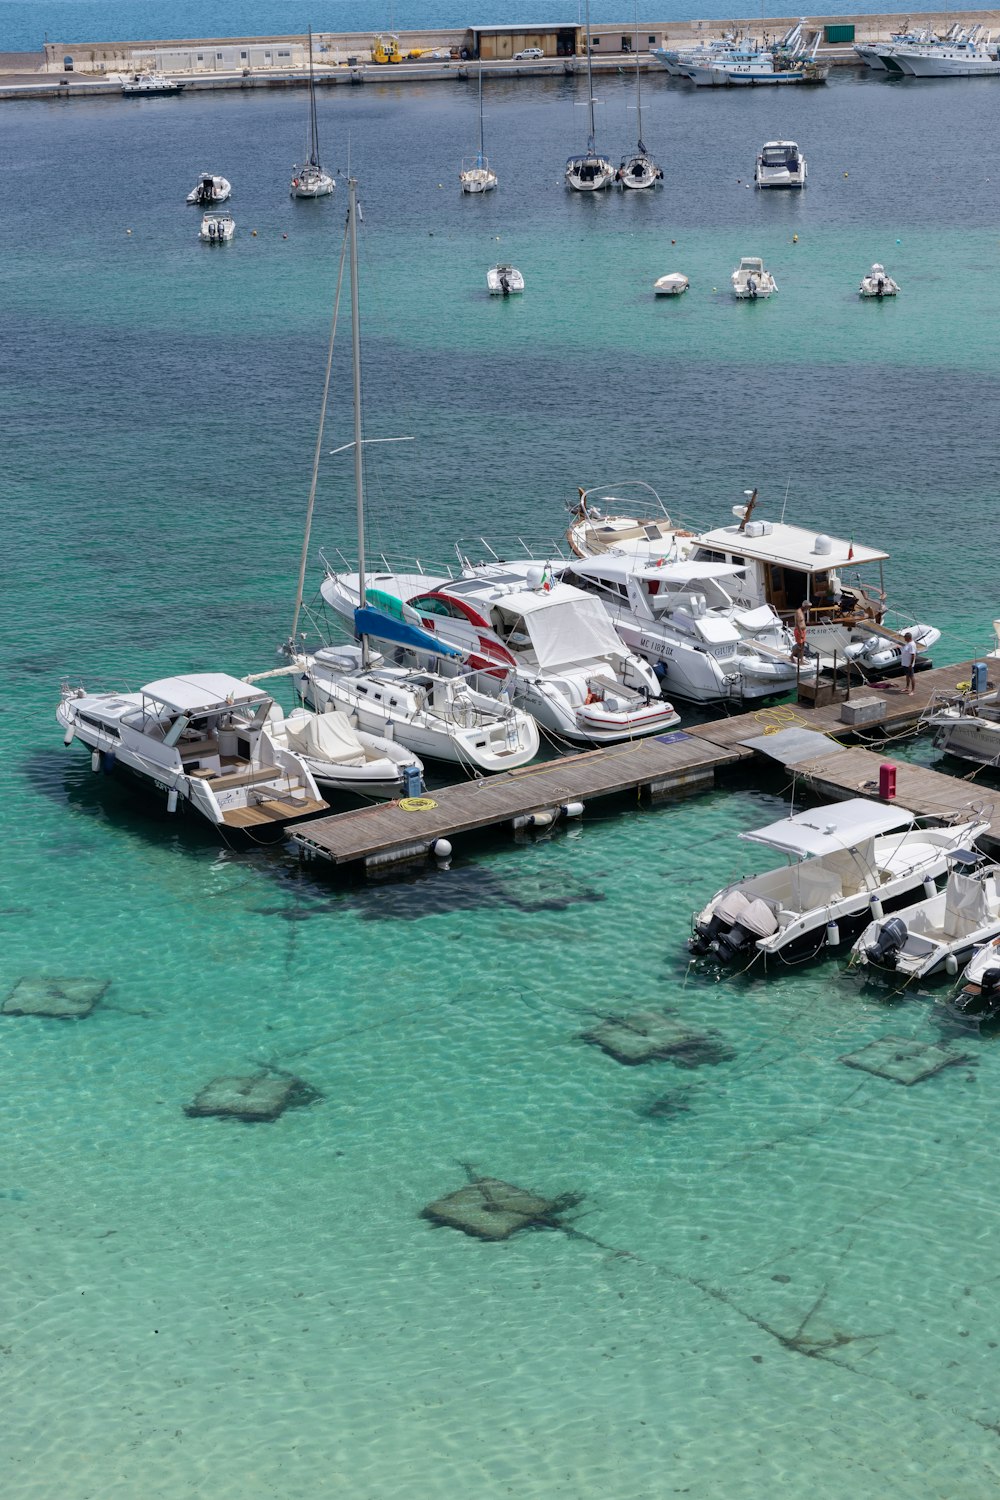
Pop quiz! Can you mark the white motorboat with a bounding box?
[566,0,615,192]
[653,34,744,75]
[487,264,524,296]
[262,702,422,799]
[754,140,806,188]
[291,32,335,198]
[122,71,185,96]
[687,489,941,671]
[56,673,327,831]
[559,553,798,703]
[654,273,689,296]
[859,264,900,298]
[296,646,540,772]
[683,53,827,86]
[852,851,999,981]
[320,561,679,746]
[617,24,662,190]
[460,65,497,193]
[187,173,231,206]
[952,935,1000,1023]
[566,481,696,561]
[731,256,777,299]
[690,798,986,965]
[929,687,1000,767]
[199,213,235,243]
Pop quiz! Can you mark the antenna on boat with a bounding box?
[780,476,790,525]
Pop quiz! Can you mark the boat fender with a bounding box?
[945,954,959,977]
[91,750,101,772]
[826,919,840,946]
[63,726,75,746]
[561,802,585,819]
[101,750,116,773]
[530,811,555,829]
[923,876,937,899]
[432,838,452,860]
[166,787,179,814]
[869,894,884,921]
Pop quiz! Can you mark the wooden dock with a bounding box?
[292,657,994,873]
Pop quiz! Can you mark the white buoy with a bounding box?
[945,954,959,977]
[91,750,101,772]
[63,727,75,746]
[166,788,179,813]
[530,810,555,829]
[561,802,585,819]
[869,894,884,921]
[826,919,841,946]
[432,838,452,860]
[923,876,937,899]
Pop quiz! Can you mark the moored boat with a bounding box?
[852,850,998,980]
[487,264,524,295]
[859,263,900,298]
[731,256,777,299]
[199,213,235,243]
[187,173,231,205]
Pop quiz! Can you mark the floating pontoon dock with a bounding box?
[292,658,999,874]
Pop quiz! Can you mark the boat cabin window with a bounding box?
[762,146,795,166]
[692,547,728,565]
[491,606,532,649]
[418,596,465,619]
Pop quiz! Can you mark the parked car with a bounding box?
[514,47,544,60]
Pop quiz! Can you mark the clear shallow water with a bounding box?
[3,73,1000,1498]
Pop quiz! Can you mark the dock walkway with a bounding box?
[293,657,994,873]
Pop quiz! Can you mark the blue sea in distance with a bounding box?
[5,62,1000,1499]
[0,0,986,50]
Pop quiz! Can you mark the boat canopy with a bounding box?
[570,556,745,586]
[142,674,268,715]
[495,594,628,669]
[354,606,463,659]
[740,797,915,857]
[694,520,887,572]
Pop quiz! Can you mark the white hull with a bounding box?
[892,47,1000,76]
[566,155,615,191]
[618,152,662,189]
[199,214,235,243]
[853,864,1000,980]
[264,705,422,800]
[187,175,231,205]
[487,265,524,295]
[291,170,335,198]
[654,274,689,296]
[932,702,1000,766]
[460,165,497,193]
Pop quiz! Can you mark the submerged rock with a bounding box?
[2,976,108,1019]
[185,1074,319,1122]
[422,1176,582,1241]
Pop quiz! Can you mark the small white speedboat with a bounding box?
[930,688,1000,767]
[690,798,987,966]
[654,273,690,296]
[487,264,524,296]
[187,173,231,206]
[754,140,806,188]
[263,704,423,799]
[859,263,899,298]
[952,936,1000,1023]
[852,851,1000,980]
[122,71,185,96]
[199,213,235,243]
[731,256,777,299]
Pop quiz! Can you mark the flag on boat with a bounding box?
[847,540,855,561]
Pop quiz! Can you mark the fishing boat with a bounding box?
[889,27,1000,76]
[617,15,662,189]
[682,25,828,86]
[199,213,235,243]
[186,173,231,205]
[854,28,938,69]
[754,140,806,188]
[487,264,524,296]
[852,850,999,980]
[731,257,777,299]
[296,180,539,773]
[565,0,615,191]
[291,32,335,198]
[459,64,497,193]
[859,264,900,298]
[122,71,185,96]
[654,273,689,296]
[56,674,327,831]
[690,798,986,966]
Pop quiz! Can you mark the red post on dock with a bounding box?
[879,762,897,800]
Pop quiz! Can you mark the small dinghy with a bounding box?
[199,213,235,243]
[731,256,777,299]
[859,263,899,298]
[187,173,231,206]
[852,850,1000,980]
[654,272,689,296]
[263,704,423,800]
[487,264,524,296]
[951,936,1000,1023]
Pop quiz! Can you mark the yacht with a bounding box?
[57,673,327,831]
[731,257,777,299]
[487,265,524,296]
[566,481,696,561]
[187,173,231,206]
[755,141,806,188]
[291,31,335,197]
[122,71,185,96]
[690,798,985,965]
[199,213,235,243]
[654,273,689,296]
[852,851,999,981]
[566,0,615,191]
[686,490,940,671]
[558,553,798,702]
[859,264,899,298]
[617,26,662,190]
[319,562,679,746]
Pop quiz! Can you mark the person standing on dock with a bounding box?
[901,632,916,696]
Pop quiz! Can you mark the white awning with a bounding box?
[521,596,626,669]
[740,797,914,857]
[142,674,268,715]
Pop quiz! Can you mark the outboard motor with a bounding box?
[691,889,751,955]
[951,968,1000,1023]
[713,897,778,963]
[862,916,908,970]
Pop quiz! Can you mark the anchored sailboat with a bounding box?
[566,0,614,191]
[618,16,663,189]
[460,64,497,193]
[291,31,335,198]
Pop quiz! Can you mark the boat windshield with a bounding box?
[762,147,795,165]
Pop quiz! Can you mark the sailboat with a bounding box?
[617,18,663,190]
[565,0,615,191]
[290,32,335,198]
[459,64,497,193]
[292,180,540,774]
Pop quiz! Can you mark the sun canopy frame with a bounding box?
[741,797,915,858]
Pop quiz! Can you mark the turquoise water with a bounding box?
[4,73,1000,1497]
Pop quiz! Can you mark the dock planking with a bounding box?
[292,657,995,872]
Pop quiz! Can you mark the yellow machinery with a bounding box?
[372,33,402,63]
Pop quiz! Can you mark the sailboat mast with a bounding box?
[308,30,320,163]
[585,0,596,147]
[478,62,485,157]
[347,178,369,666]
[634,10,643,146]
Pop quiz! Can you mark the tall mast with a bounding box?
[584,0,596,148]
[478,61,485,159]
[308,29,320,164]
[633,9,644,147]
[347,178,369,667]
